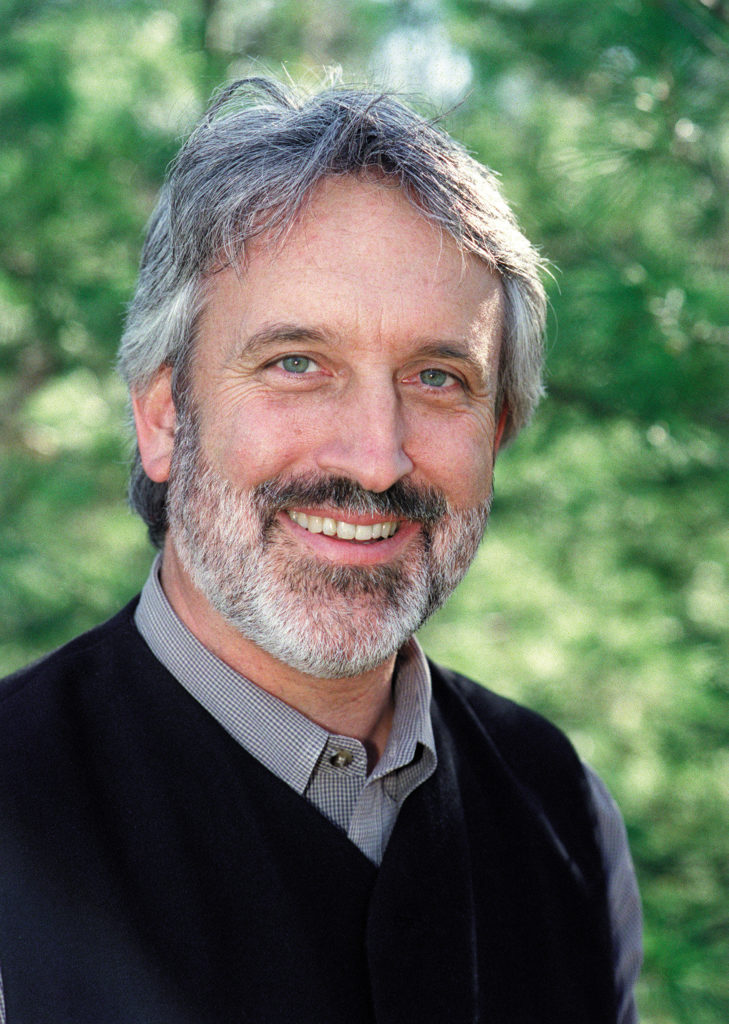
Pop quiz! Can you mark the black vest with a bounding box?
[0,602,617,1023]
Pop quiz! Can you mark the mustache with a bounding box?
[251,474,449,525]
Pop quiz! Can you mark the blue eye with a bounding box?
[279,355,313,374]
[419,368,451,387]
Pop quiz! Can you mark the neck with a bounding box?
[159,544,397,768]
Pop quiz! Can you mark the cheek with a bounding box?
[409,417,496,508]
[202,401,324,486]
[433,451,494,508]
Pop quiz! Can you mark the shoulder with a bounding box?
[428,659,583,775]
[428,659,603,861]
[0,598,151,814]
[0,598,142,715]
[430,664,643,1018]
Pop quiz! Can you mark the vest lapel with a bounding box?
[365,677,617,1024]
[366,720,480,1024]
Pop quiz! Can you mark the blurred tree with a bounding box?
[0,0,213,659]
[441,0,729,431]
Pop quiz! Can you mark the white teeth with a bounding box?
[287,510,398,542]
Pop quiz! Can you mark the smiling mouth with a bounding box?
[286,510,400,541]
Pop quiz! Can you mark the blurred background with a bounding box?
[1,0,727,1019]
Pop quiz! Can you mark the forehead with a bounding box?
[198,175,503,366]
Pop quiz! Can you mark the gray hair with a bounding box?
[118,75,547,547]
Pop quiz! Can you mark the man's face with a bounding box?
[165,176,504,678]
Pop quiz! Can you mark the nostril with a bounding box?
[314,437,414,495]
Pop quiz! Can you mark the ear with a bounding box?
[493,402,509,456]
[131,367,176,483]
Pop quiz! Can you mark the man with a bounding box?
[0,77,641,1023]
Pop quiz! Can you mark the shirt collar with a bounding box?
[135,554,436,792]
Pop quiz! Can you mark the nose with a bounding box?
[314,380,414,493]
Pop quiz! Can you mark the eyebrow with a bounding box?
[229,323,333,361]
[407,340,494,383]
[415,340,490,364]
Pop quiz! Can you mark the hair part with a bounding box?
[117,73,547,547]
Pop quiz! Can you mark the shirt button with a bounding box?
[330,749,354,768]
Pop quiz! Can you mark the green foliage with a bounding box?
[1,2,727,1021]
